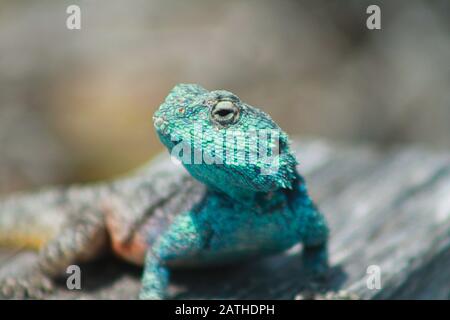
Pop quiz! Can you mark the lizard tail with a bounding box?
[0,188,68,250]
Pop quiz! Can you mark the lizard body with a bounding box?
[0,84,329,299]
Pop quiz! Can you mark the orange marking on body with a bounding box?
[110,233,147,266]
[103,204,147,266]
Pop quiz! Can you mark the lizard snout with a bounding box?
[153,115,168,133]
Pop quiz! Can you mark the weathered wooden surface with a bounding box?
[1,138,450,299]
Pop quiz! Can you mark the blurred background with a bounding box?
[0,0,449,194]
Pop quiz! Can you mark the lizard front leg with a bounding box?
[294,199,357,300]
[296,204,355,300]
[289,175,330,278]
[301,206,329,279]
[0,206,107,299]
[139,212,211,300]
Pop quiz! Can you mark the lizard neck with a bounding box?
[183,161,300,206]
[206,184,294,216]
[207,184,260,204]
[183,162,268,203]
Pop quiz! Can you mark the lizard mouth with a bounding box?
[153,119,184,151]
[153,115,187,148]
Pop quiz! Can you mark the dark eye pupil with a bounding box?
[216,109,233,117]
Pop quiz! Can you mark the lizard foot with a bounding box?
[295,274,359,300]
[302,245,330,280]
[295,289,359,300]
[138,291,164,300]
[0,271,54,300]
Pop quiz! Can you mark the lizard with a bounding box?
[0,84,329,299]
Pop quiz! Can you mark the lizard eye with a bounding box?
[210,100,240,126]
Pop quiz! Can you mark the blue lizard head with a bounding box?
[153,84,298,199]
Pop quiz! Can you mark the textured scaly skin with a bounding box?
[0,157,204,298]
[0,84,328,300]
[141,84,328,299]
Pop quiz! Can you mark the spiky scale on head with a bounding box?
[153,84,298,200]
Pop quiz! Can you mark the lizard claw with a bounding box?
[0,272,54,300]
